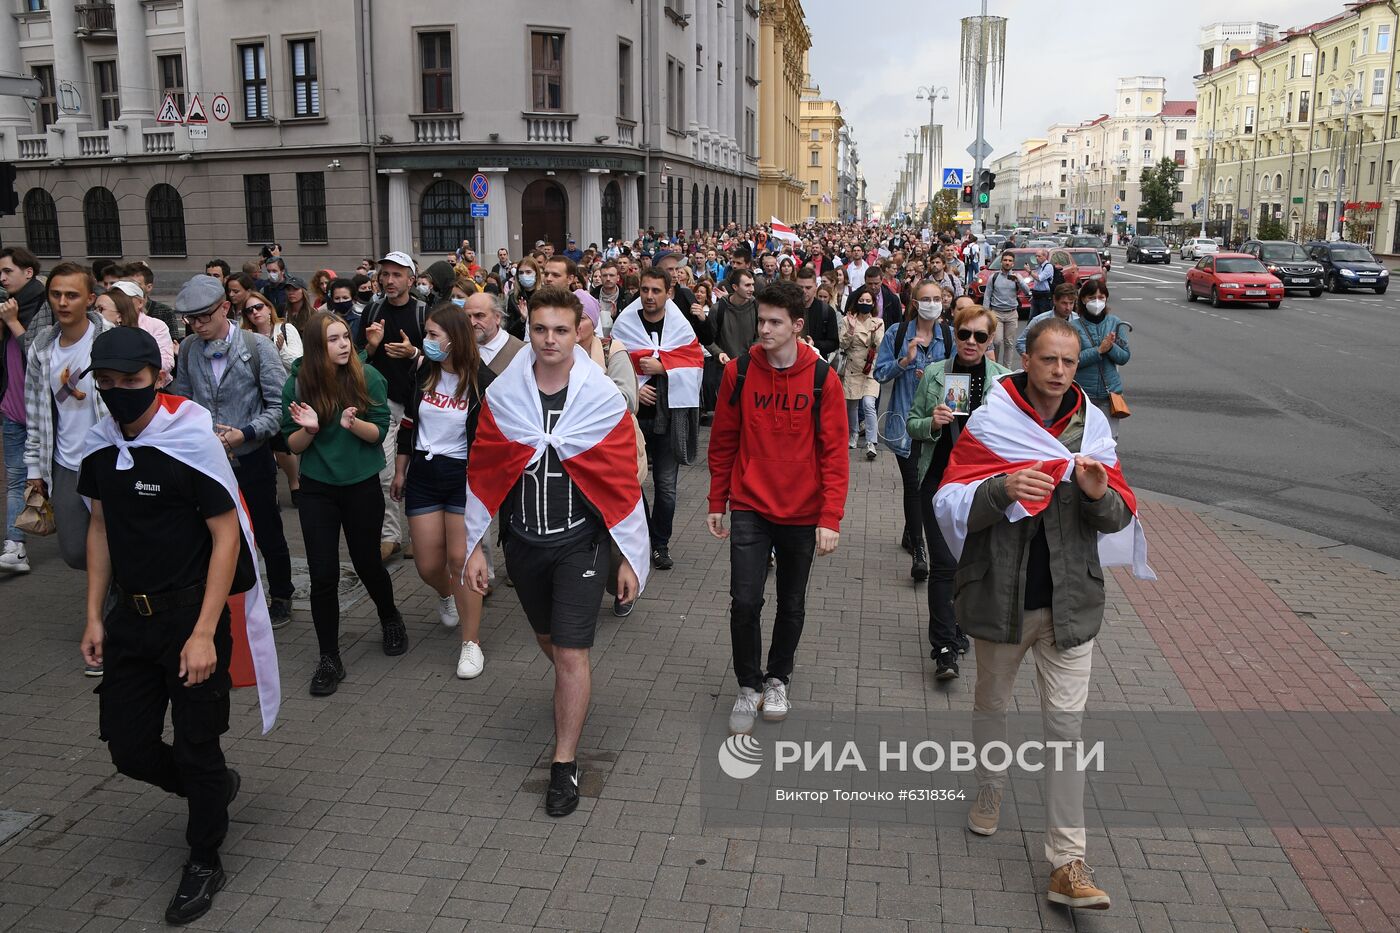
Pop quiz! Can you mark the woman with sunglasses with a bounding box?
[243,290,305,502]
[906,303,1010,681]
[874,279,956,583]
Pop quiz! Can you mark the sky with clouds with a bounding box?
[802,0,1336,208]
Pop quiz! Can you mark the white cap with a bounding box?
[110,280,145,299]
[378,251,417,274]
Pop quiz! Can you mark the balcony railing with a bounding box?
[522,112,576,143]
[74,3,115,35]
[143,127,176,154]
[410,113,462,144]
[78,131,110,157]
[616,118,636,146]
[17,134,47,160]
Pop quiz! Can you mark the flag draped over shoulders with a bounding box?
[611,297,703,409]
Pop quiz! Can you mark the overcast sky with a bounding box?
[803,0,1334,209]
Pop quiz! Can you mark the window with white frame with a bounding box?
[1374,68,1387,106]
[239,43,270,120]
[1302,52,1314,77]
[289,38,319,117]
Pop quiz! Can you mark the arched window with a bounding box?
[419,180,470,254]
[713,186,719,230]
[690,183,699,233]
[1144,128,1153,141]
[23,189,60,257]
[601,180,621,243]
[83,187,122,257]
[1319,169,1330,188]
[1275,172,1284,191]
[1261,175,1271,192]
[702,184,710,231]
[1226,178,1235,194]
[147,184,186,256]
[1229,48,1241,62]
[722,189,729,227]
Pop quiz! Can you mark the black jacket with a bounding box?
[803,299,840,359]
[0,278,47,407]
[848,285,904,331]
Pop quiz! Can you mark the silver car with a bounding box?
[1181,237,1219,260]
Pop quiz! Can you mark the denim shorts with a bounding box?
[404,452,467,517]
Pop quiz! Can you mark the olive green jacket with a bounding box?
[906,356,1012,483]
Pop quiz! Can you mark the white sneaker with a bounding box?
[761,677,789,721]
[437,595,459,628]
[456,641,484,679]
[848,435,857,449]
[865,443,878,461]
[0,541,28,573]
[729,686,761,735]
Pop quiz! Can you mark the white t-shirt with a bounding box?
[415,370,472,460]
[49,323,98,471]
[477,328,509,366]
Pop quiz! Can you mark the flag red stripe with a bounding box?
[659,342,704,370]
[466,403,538,511]
[561,414,643,525]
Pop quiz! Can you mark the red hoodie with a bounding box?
[707,343,849,530]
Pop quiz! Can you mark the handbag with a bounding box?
[15,485,55,536]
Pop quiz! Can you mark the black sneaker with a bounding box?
[911,546,929,582]
[545,761,581,817]
[651,547,674,571]
[956,630,971,655]
[309,654,345,696]
[900,528,913,553]
[933,646,959,681]
[381,613,409,656]
[269,598,292,630]
[613,597,635,618]
[164,861,225,925]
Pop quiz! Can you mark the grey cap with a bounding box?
[174,274,228,315]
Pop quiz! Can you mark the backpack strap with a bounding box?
[239,328,262,382]
[811,357,828,437]
[728,352,751,407]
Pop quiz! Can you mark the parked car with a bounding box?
[1303,240,1390,293]
[1028,238,1060,250]
[1180,237,1220,260]
[1049,248,1108,287]
[1127,236,1171,264]
[969,247,1038,313]
[1185,253,1284,308]
[1238,240,1324,296]
[1065,234,1113,269]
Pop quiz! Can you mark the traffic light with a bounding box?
[961,183,974,204]
[976,169,996,206]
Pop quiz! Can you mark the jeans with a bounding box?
[51,462,89,569]
[919,464,959,651]
[100,603,232,863]
[1031,290,1052,316]
[233,445,293,601]
[993,308,1019,372]
[972,607,1093,868]
[846,396,877,444]
[2,415,25,543]
[297,475,399,656]
[895,447,922,548]
[376,399,405,544]
[728,510,817,690]
[642,426,678,549]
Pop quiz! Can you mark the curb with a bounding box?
[1139,488,1400,578]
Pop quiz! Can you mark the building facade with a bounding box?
[836,124,863,221]
[799,66,842,223]
[0,0,761,282]
[757,0,808,224]
[984,151,1020,229]
[1194,3,1400,250]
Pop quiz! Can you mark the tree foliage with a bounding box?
[1255,214,1288,241]
[1138,158,1182,222]
[931,189,960,231]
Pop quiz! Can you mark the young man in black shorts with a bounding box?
[78,327,279,924]
[465,286,646,817]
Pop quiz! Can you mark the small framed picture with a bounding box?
[943,374,972,416]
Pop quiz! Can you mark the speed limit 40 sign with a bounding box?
[210,94,231,122]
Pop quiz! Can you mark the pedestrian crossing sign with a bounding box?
[156,93,183,124]
[941,169,964,189]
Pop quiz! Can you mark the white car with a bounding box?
[1181,237,1219,260]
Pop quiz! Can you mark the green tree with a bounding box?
[1138,158,1182,222]
[1255,214,1288,240]
[930,189,960,231]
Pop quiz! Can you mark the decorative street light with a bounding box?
[916,85,950,225]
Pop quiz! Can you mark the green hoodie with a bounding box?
[281,355,390,486]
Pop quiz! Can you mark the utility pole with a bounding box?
[1199,129,1216,239]
[1332,87,1360,238]
[916,85,949,228]
[972,0,989,232]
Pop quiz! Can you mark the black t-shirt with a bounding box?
[926,357,987,486]
[508,386,601,547]
[77,446,235,593]
[636,315,666,420]
[364,299,424,406]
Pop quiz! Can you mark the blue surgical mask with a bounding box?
[450,297,466,308]
[422,339,449,362]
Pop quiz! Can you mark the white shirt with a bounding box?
[478,327,510,366]
[415,370,472,460]
[49,323,98,471]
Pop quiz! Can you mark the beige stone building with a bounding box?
[1194,5,1400,250]
[799,66,842,223]
[757,0,808,225]
[0,1,761,282]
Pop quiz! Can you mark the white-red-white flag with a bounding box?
[82,394,282,733]
[933,376,1155,580]
[611,297,703,409]
[464,346,650,592]
[769,217,801,244]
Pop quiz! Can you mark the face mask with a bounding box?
[856,304,874,315]
[917,299,942,321]
[1084,299,1107,317]
[450,297,466,308]
[202,338,230,360]
[518,273,537,290]
[332,300,354,316]
[422,339,449,362]
[99,383,156,425]
[266,270,282,282]
[412,285,432,301]
[357,291,373,304]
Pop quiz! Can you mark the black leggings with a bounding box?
[895,447,922,549]
[919,465,961,652]
[297,475,398,656]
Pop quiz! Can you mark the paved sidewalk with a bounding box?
[1,439,1398,932]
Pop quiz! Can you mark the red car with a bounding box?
[1185,253,1284,308]
[970,248,1038,312]
[1051,248,1109,287]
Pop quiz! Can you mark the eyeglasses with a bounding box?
[244,302,267,314]
[956,328,991,344]
[183,307,220,326]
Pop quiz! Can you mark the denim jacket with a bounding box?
[171,328,288,456]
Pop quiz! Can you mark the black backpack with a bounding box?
[729,352,829,434]
[891,318,953,365]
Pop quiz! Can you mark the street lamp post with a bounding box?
[905,128,924,222]
[1199,129,1217,239]
[1331,86,1362,239]
[916,84,950,225]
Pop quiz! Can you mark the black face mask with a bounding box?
[99,383,157,426]
[357,291,374,303]
[332,299,355,316]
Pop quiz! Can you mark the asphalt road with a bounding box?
[1092,247,1400,558]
